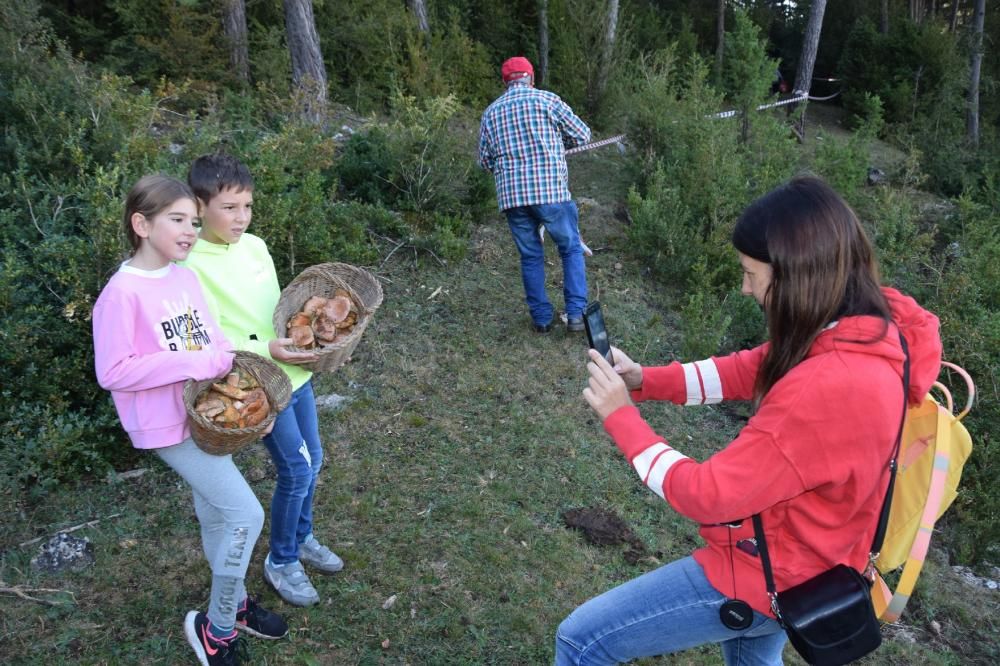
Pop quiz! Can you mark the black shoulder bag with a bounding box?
[750,335,910,666]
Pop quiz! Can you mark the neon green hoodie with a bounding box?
[180,233,311,390]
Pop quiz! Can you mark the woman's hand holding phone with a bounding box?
[583,349,634,420]
[608,346,643,391]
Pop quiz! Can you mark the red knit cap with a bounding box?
[501,57,534,83]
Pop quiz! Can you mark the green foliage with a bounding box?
[812,96,884,199]
[679,259,731,360]
[722,9,778,143]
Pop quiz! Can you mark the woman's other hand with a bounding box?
[583,349,634,420]
[609,346,643,391]
[268,338,319,365]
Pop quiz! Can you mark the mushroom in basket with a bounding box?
[194,367,270,429]
[286,289,360,349]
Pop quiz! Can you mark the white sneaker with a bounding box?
[263,554,319,606]
[298,534,344,574]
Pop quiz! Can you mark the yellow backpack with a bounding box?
[872,361,975,623]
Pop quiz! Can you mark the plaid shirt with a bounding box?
[478,81,591,211]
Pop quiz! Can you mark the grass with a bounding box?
[2,127,998,665]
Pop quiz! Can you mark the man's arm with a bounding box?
[477,120,495,172]
[553,100,591,148]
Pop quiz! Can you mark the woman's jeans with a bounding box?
[555,556,786,666]
[262,380,324,564]
[505,201,588,326]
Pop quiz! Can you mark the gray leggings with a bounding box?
[155,438,264,631]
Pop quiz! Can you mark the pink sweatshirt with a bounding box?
[93,262,234,449]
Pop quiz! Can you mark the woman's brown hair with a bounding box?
[122,175,195,254]
[733,176,891,403]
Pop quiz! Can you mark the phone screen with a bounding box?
[583,301,613,363]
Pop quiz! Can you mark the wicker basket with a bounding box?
[184,351,293,456]
[272,262,383,374]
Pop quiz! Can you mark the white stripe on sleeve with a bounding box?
[682,359,723,405]
[630,443,690,500]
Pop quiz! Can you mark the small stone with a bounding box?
[31,533,95,574]
[930,620,941,635]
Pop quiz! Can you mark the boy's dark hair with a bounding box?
[188,152,254,204]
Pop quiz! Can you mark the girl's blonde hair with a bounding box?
[122,175,196,254]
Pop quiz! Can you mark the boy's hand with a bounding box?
[583,349,633,421]
[269,338,319,365]
[608,346,643,391]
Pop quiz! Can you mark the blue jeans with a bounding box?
[262,381,324,564]
[555,556,786,665]
[505,202,588,326]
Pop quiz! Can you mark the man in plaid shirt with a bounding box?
[478,56,592,333]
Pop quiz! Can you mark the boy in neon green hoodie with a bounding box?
[181,153,343,607]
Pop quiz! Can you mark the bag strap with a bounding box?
[751,328,910,619]
[869,332,911,558]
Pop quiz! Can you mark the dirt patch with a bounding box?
[562,506,649,564]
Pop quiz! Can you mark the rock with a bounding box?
[31,533,95,574]
[866,167,886,186]
[315,392,350,410]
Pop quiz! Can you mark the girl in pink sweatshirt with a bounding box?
[92,175,287,666]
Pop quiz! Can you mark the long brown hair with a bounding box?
[122,175,195,254]
[733,176,890,403]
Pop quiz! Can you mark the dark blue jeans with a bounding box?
[262,381,323,564]
[505,201,588,326]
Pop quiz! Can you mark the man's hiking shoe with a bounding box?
[566,317,585,333]
[533,321,553,333]
[299,535,345,574]
[235,595,288,639]
[264,555,319,606]
[184,611,248,666]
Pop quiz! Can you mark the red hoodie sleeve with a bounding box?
[630,345,769,405]
[604,404,805,524]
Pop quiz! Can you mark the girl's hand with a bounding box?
[608,346,643,391]
[268,338,319,365]
[583,349,633,421]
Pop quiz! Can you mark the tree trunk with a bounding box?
[282,0,327,124]
[537,0,549,86]
[408,0,430,33]
[880,0,890,34]
[715,0,725,84]
[950,0,962,31]
[967,0,985,145]
[792,0,828,140]
[222,0,250,85]
[591,0,619,114]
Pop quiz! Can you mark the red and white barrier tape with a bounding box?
[565,133,627,155]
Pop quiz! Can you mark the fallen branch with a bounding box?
[0,583,74,607]
[18,513,123,548]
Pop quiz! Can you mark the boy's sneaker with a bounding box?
[235,595,288,639]
[184,611,248,666]
[299,534,344,574]
[264,554,319,606]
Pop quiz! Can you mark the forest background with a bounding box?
[1,0,998,663]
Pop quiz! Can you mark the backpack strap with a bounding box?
[877,403,953,623]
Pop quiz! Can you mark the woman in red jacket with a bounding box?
[555,176,942,665]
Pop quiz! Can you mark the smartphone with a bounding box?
[583,301,613,363]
